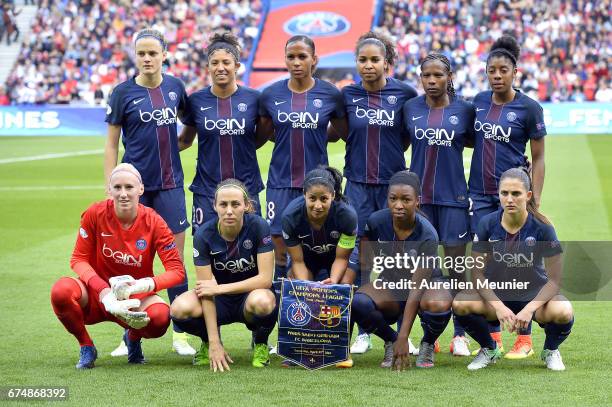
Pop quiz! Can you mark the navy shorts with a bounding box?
[214,293,254,329]
[140,187,189,234]
[192,193,262,234]
[344,181,388,236]
[469,192,500,233]
[266,187,302,235]
[420,204,470,246]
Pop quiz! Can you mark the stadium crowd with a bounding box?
[377,0,611,102]
[2,0,263,105]
[1,0,610,105]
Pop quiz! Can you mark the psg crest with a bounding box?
[277,279,353,370]
[283,12,350,37]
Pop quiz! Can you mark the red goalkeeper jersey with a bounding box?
[70,199,184,296]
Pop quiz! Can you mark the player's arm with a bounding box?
[513,253,562,331]
[530,137,545,208]
[215,251,274,295]
[286,245,310,280]
[328,116,348,142]
[196,264,231,372]
[471,249,516,330]
[327,245,353,284]
[178,125,197,151]
[104,124,121,185]
[151,221,186,290]
[255,116,273,148]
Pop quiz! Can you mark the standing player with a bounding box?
[50,164,186,369]
[403,53,474,356]
[178,32,270,230]
[468,35,547,358]
[453,168,573,371]
[282,167,357,284]
[104,28,195,356]
[340,32,418,354]
[351,171,453,369]
[170,179,277,371]
[259,35,346,283]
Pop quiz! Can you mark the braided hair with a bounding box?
[420,53,456,98]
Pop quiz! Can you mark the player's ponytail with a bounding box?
[420,53,456,99]
[499,168,550,225]
[487,35,520,68]
[214,178,255,214]
[303,166,346,202]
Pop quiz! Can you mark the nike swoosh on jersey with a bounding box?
[352,98,363,103]
[180,219,187,225]
[200,106,212,111]
[459,232,468,238]
[211,251,223,255]
[488,238,501,242]
[476,108,485,112]
[133,98,145,105]
[412,115,423,121]
[274,101,286,106]
[101,232,113,237]
[298,234,310,239]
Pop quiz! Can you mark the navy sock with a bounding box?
[167,270,189,333]
[518,320,532,335]
[420,310,452,344]
[454,313,496,350]
[352,293,397,343]
[544,318,574,350]
[453,313,466,337]
[250,307,278,344]
[170,316,207,342]
[488,319,501,334]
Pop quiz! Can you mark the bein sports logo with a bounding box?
[214,255,256,273]
[492,250,534,268]
[283,12,350,37]
[139,106,177,126]
[355,107,394,126]
[303,243,335,254]
[414,127,455,146]
[474,120,511,142]
[102,244,142,267]
[203,117,246,136]
[277,111,319,129]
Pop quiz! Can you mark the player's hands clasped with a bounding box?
[110,275,155,300]
[209,342,234,373]
[100,291,150,328]
[513,308,534,333]
[493,303,516,332]
[391,337,411,371]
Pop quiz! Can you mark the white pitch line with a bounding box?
[0,185,103,191]
[0,149,104,164]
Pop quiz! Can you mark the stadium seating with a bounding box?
[2,0,609,104]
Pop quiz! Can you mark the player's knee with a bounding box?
[552,301,574,324]
[169,296,193,319]
[50,277,80,308]
[143,303,170,338]
[452,299,471,316]
[421,299,451,313]
[252,292,276,316]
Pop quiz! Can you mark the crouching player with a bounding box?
[352,171,453,369]
[51,164,185,369]
[453,168,573,371]
[170,179,277,372]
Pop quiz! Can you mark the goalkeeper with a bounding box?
[50,163,185,369]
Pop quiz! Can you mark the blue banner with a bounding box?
[0,106,107,136]
[0,103,609,136]
[277,279,353,370]
[541,102,611,134]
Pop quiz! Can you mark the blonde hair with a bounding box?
[109,163,143,184]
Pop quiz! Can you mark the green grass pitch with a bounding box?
[0,135,611,406]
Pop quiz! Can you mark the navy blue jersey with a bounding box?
[193,213,273,285]
[106,74,188,191]
[342,78,417,184]
[259,79,345,188]
[472,208,562,300]
[365,209,439,258]
[182,85,264,197]
[468,91,546,195]
[404,95,474,207]
[282,196,357,271]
